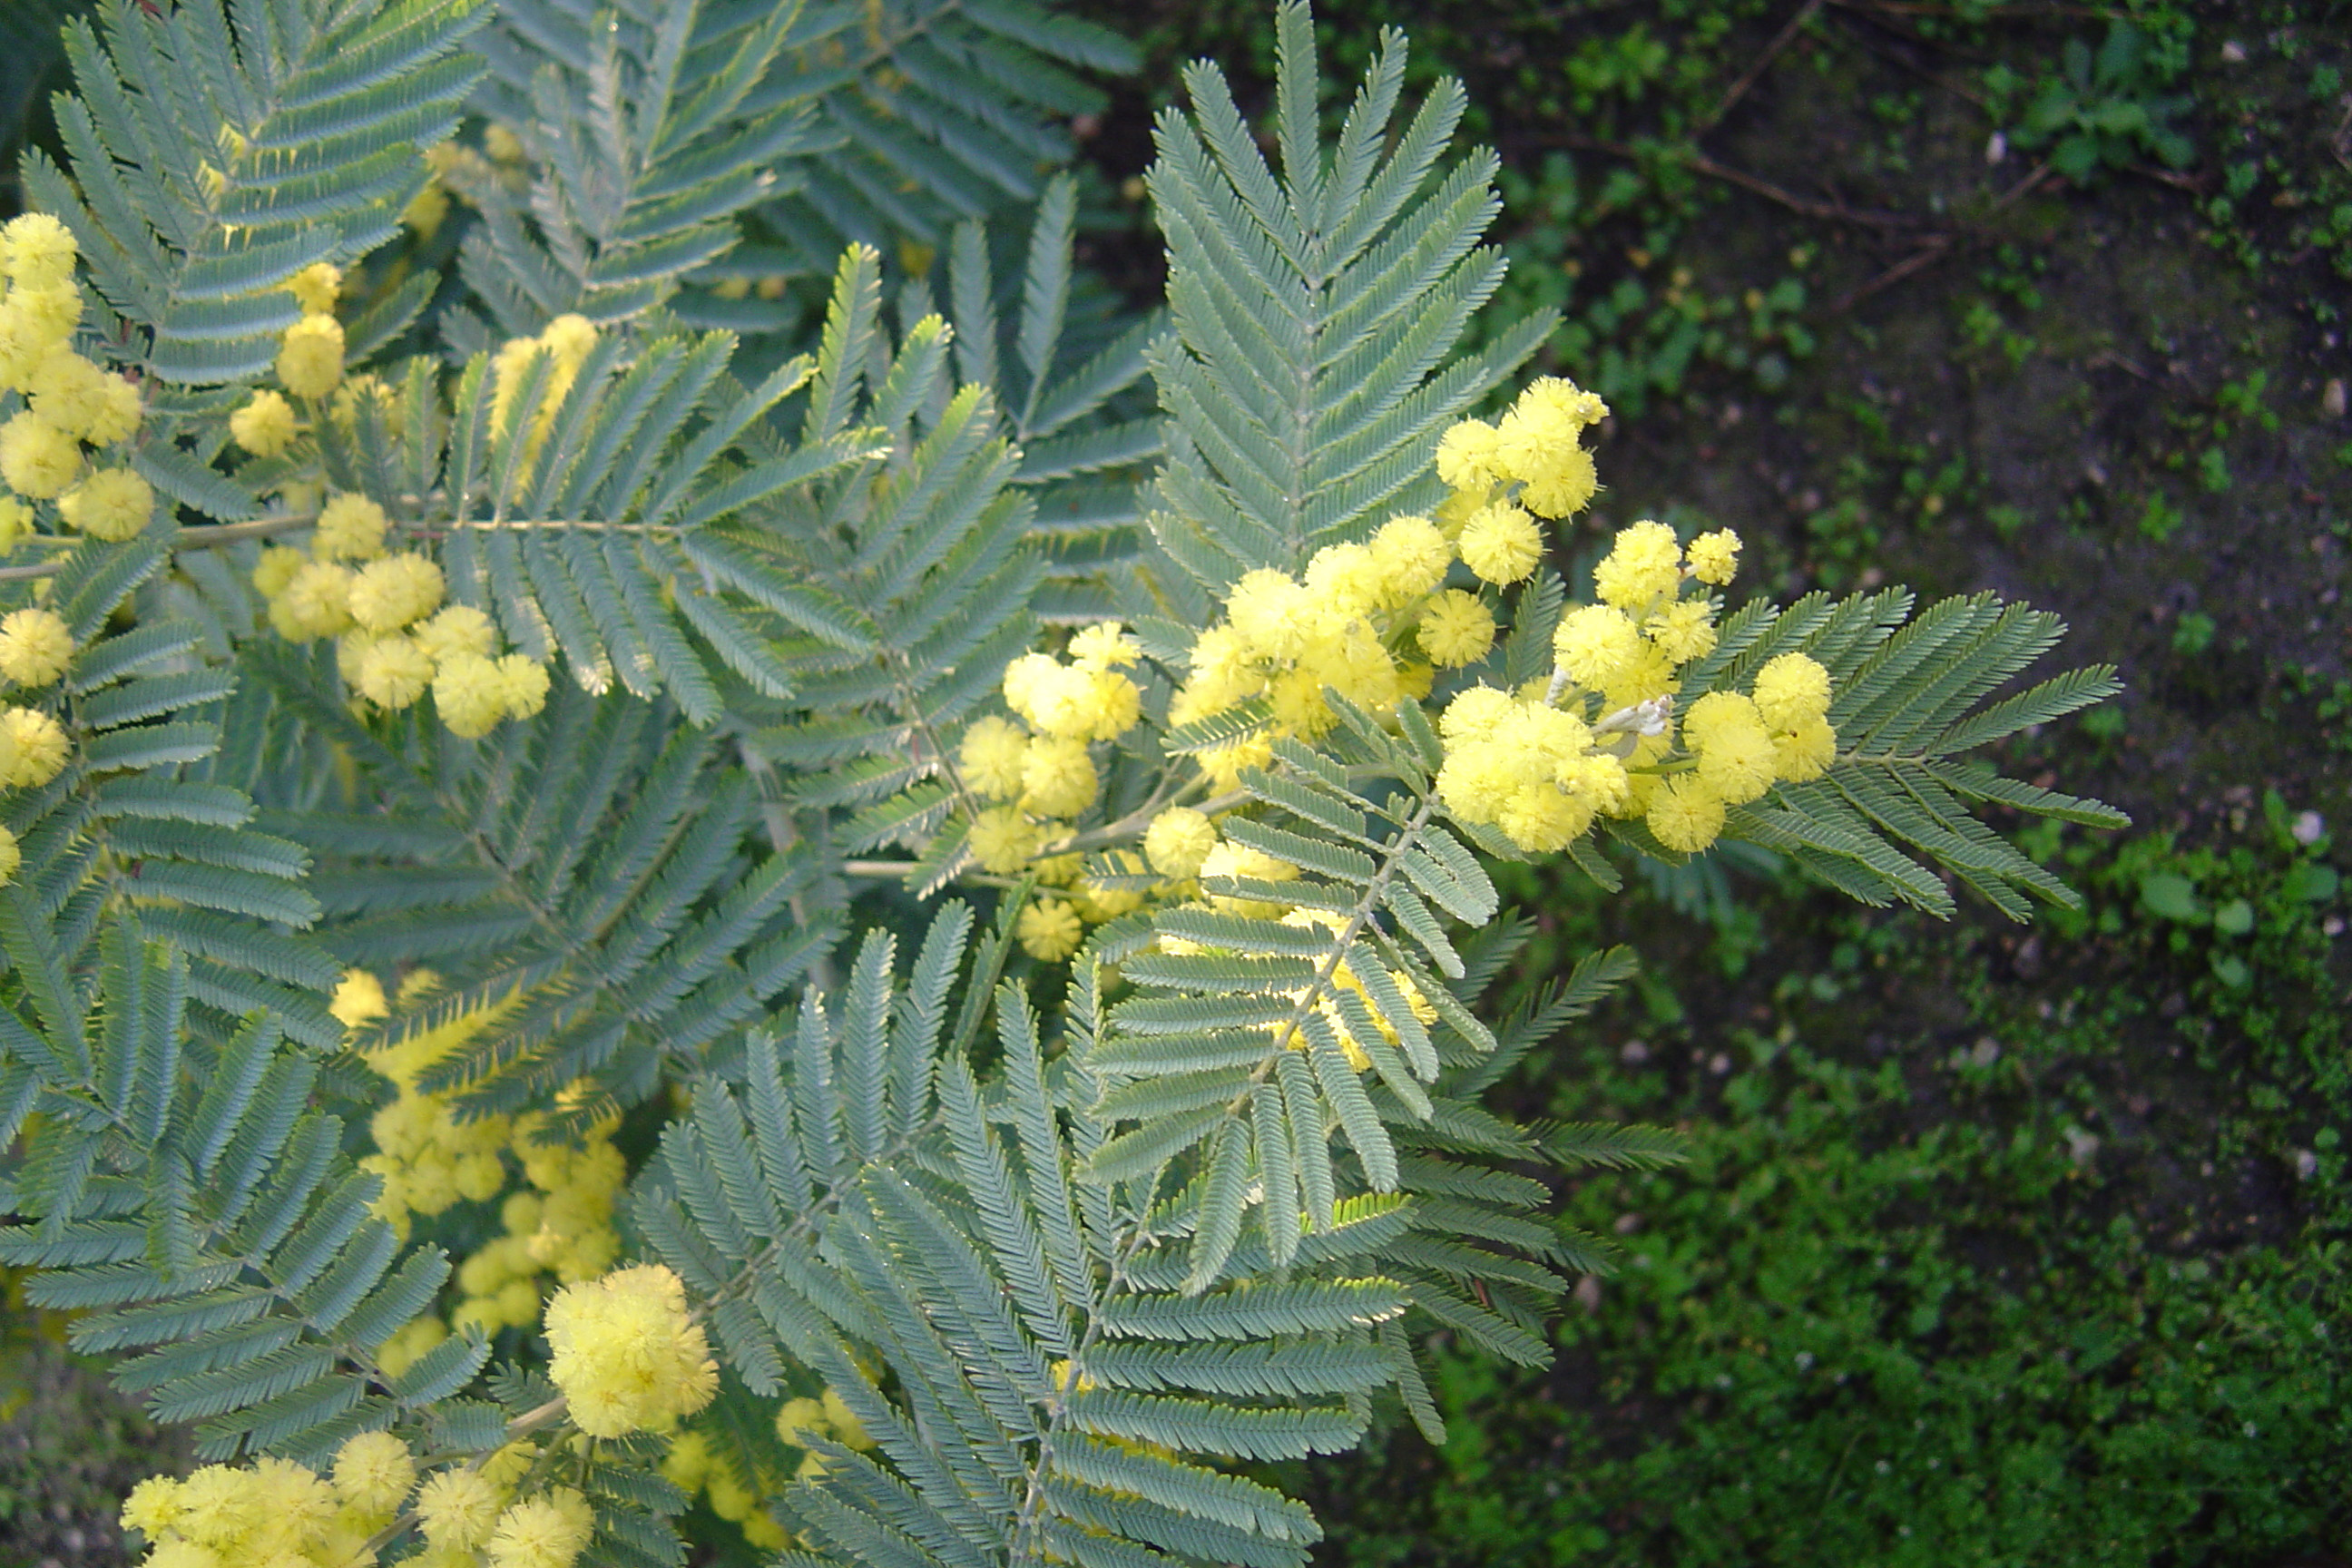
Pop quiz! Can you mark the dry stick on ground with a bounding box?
[1828,161,2054,313]
[1553,132,1936,233]
[1695,0,1828,135]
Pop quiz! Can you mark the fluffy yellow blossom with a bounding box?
[347,554,445,632]
[56,467,152,542]
[416,1469,505,1552]
[313,492,389,561]
[485,1488,595,1568]
[1434,419,1500,490]
[1224,568,1313,661]
[543,1265,719,1437]
[1644,598,1719,665]
[375,1316,446,1380]
[1685,527,1740,585]
[1020,735,1097,817]
[0,412,80,498]
[120,1475,185,1539]
[1593,520,1682,611]
[959,716,1029,799]
[1082,670,1142,740]
[287,263,342,315]
[1016,897,1084,961]
[412,604,496,664]
[0,496,29,549]
[1142,807,1218,878]
[28,350,113,442]
[1682,692,1778,806]
[1518,441,1599,519]
[1304,541,1383,615]
[495,654,550,720]
[1439,685,1516,744]
[432,652,507,738]
[1068,622,1140,670]
[1493,389,1602,517]
[276,313,344,400]
[6,285,82,352]
[1,213,76,289]
[1457,502,1542,583]
[1199,840,1298,917]
[967,805,1043,874]
[484,123,527,165]
[333,373,404,437]
[329,1431,415,1518]
[1417,590,1495,668]
[1517,376,1611,430]
[0,608,74,687]
[355,635,436,709]
[1648,774,1726,852]
[331,968,389,1028]
[0,706,70,789]
[1752,652,1832,730]
[1435,691,1619,850]
[403,181,451,238]
[83,376,142,447]
[252,544,306,601]
[1552,603,1642,687]
[273,562,355,640]
[1774,714,1837,781]
[1370,514,1453,603]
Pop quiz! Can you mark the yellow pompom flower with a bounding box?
[313,493,389,561]
[966,804,1043,874]
[120,1475,186,1538]
[57,467,152,542]
[1083,670,1142,740]
[1224,568,1313,661]
[1694,718,1778,806]
[485,1489,595,1568]
[1593,521,1682,611]
[1020,736,1097,818]
[543,1264,719,1437]
[1518,442,1599,520]
[822,1387,876,1449]
[416,1471,505,1552]
[1685,527,1740,585]
[1142,807,1218,878]
[0,607,74,687]
[1016,897,1083,961]
[1773,714,1837,781]
[958,716,1029,799]
[252,544,306,601]
[1435,418,1501,490]
[1457,502,1542,583]
[28,350,112,442]
[1068,622,1139,671]
[274,561,356,640]
[1199,840,1298,917]
[1515,376,1610,430]
[404,181,452,239]
[85,376,142,447]
[1644,598,1719,665]
[540,314,599,369]
[1551,603,1642,687]
[7,285,82,349]
[1303,542,1383,616]
[355,635,435,709]
[432,652,508,739]
[1,213,77,289]
[287,263,343,315]
[0,412,81,498]
[485,123,527,165]
[412,604,496,665]
[331,968,388,1028]
[276,313,345,400]
[0,495,29,549]
[348,553,445,632]
[0,706,70,789]
[333,373,404,437]
[1752,652,1832,730]
[495,654,550,720]
[1648,774,1726,852]
[329,1431,415,1518]
[1370,514,1453,603]
[1417,590,1495,668]
[1439,684,1516,744]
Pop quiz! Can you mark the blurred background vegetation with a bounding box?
[5,0,2348,1563]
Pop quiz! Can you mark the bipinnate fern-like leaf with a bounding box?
[31,0,487,387]
[1141,2,1553,617]
[0,914,474,1463]
[1683,588,2128,918]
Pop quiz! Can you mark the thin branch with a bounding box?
[1695,0,1827,136]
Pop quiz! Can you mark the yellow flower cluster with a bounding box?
[1645,652,1836,853]
[1435,375,1608,521]
[118,1435,416,1568]
[0,215,150,542]
[250,490,550,739]
[0,701,71,792]
[0,606,73,688]
[341,970,510,1241]
[413,1464,594,1568]
[451,1112,626,1334]
[490,314,601,460]
[659,1432,790,1552]
[542,1264,719,1437]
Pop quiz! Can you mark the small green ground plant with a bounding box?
[0,4,2127,1567]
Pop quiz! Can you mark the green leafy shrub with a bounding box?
[0,4,2122,1565]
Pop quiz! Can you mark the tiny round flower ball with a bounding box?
[485,1490,593,1568]
[1067,622,1139,671]
[1,704,71,788]
[1143,807,1218,879]
[540,313,600,369]
[1224,568,1313,662]
[287,262,343,316]
[433,652,508,738]
[1753,652,1832,730]
[84,375,142,447]
[1694,714,1779,807]
[276,313,345,400]
[331,1430,416,1516]
[314,493,390,562]
[356,635,436,710]
[1551,603,1642,688]
[231,391,299,458]
[1416,590,1495,669]
[413,604,496,665]
[1648,774,1727,853]
[495,654,550,719]
[1645,599,1718,665]
[1020,736,1096,818]
[118,1474,185,1539]
[348,553,445,632]
[1685,527,1741,585]
[1518,442,1599,521]
[1371,514,1454,603]
[416,1469,505,1552]
[1083,671,1142,740]
[1016,897,1083,962]
[331,968,388,1029]
[967,804,1043,875]
[28,350,112,442]
[543,1265,719,1437]
[1457,503,1543,584]
[59,467,154,542]
[275,561,356,641]
[142,1541,218,1568]
[959,716,1030,800]
[1774,714,1837,782]
[0,412,81,499]
[1434,419,1500,491]
[1593,520,1682,611]
[0,496,29,550]
[0,607,74,687]
[1,213,77,289]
